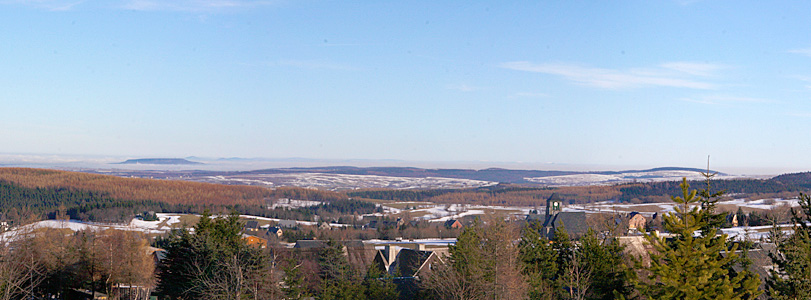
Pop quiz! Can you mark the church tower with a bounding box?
[545,193,563,219]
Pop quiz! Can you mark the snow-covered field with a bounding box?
[201,173,498,190]
[383,203,532,223]
[269,198,322,209]
[238,215,351,227]
[524,170,761,187]
[721,224,795,241]
[1,213,185,240]
[578,197,800,216]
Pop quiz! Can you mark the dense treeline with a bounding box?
[616,177,804,203]
[351,176,811,206]
[0,180,166,223]
[234,199,381,223]
[272,186,348,202]
[0,179,371,225]
[347,188,459,202]
[0,168,273,206]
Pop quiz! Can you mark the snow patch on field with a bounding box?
[721,224,795,241]
[238,215,351,227]
[719,198,799,210]
[202,173,497,190]
[269,198,322,209]
[525,170,755,187]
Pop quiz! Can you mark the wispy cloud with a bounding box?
[500,61,720,90]
[447,84,485,92]
[122,0,279,12]
[787,48,811,57]
[274,59,358,71]
[660,62,724,77]
[2,0,84,11]
[792,76,811,89]
[678,95,771,105]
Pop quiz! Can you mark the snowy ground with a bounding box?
[380,203,531,223]
[201,173,498,190]
[364,238,456,247]
[524,170,762,187]
[721,224,796,241]
[269,198,322,209]
[1,213,184,240]
[238,215,352,227]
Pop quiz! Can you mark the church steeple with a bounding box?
[546,193,563,218]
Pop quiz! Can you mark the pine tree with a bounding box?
[519,222,558,300]
[640,178,760,300]
[362,262,398,300]
[766,193,811,299]
[317,239,365,300]
[156,211,269,300]
[578,229,635,300]
[282,257,310,300]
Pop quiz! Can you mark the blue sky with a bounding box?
[2,0,811,173]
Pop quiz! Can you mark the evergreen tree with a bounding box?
[640,179,760,300]
[766,193,811,299]
[697,167,726,234]
[363,262,398,300]
[519,222,558,300]
[156,211,270,300]
[282,257,311,300]
[578,229,635,300]
[317,239,364,300]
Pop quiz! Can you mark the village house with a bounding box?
[628,212,646,232]
[278,219,298,228]
[268,226,283,238]
[444,219,462,229]
[242,234,267,249]
[244,220,260,233]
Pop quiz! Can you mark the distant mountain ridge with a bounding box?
[233,166,725,185]
[118,158,203,165]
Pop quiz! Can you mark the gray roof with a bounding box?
[391,249,434,277]
[278,220,298,228]
[728,243,775,295]
[342,240,366,248]
[292,240,367,249]
[526,214,545,222]
[546,211,588,238]
[294,240,328,249]
[245,220,259,229]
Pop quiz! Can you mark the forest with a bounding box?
[2,167,811,227]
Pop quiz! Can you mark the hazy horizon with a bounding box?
[0,152,797,176]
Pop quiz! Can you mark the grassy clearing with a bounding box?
[177,214,200,227]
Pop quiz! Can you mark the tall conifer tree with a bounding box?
[766,193,811,299]
[640,179,760,300]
